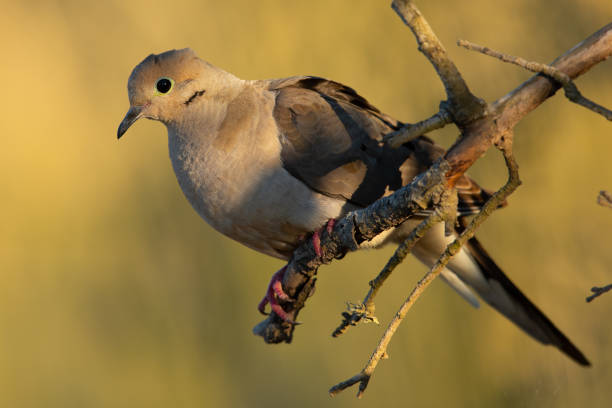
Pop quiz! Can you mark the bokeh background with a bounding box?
[2,0,611,407]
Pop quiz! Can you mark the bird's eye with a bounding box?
[155,77,174,94]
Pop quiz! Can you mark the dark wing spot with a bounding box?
[293,76,327,90]
[288,107,299,126]
[294,77,380,113]
[184,90,206,105]
[292,76,400,130]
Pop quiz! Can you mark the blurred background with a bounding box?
[1,0,611,407]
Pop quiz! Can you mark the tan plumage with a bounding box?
[118,48,589,366]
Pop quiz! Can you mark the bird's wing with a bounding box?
[269,76,498,216]
[269,76,443,207]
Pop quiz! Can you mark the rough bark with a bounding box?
[253,8,612,344]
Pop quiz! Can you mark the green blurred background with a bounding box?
[2,0,611,407]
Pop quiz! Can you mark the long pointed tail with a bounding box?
[463,236,590,366]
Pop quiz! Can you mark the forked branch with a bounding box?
[253,2,612,360]
[585,191,612,302]
[391,0,486,124]
[332,194,454,337]
[458,39,612,121]
[330,137,521,398]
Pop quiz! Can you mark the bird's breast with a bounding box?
[166,91,348,259]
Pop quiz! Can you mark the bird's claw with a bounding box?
[258,219,336,322]
[312,219,336,258]
[257,266,298,324]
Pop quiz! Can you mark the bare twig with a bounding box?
[330,137,521,398]
[332,209,448,337]
[597,190,612,208]
[585,191,612,302]
[253,15,612,347]
[586,284,612,302]
[443,22,612,186]
[253,160,451,343]
[458,39,612,121]
[391,0,486,125]
[385,108,453,147]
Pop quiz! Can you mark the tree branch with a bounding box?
[443,22,612,185]
[585,191,612,302]
[253,6,612,354]
[457,39,612,121]
[597,190,612,208]
[330,137,521,398]
[586,285,612,302]
[384,108,453,148]
[253,160,451,342]
[332,201,450,337]
[391,0,486,124]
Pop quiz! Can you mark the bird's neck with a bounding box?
[166,81,280,180]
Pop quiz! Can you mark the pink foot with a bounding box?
[258,219,336,322]
[312,230,322,258]
[326,218,335,234]
[257,266,295,323]
[312,219,336,258]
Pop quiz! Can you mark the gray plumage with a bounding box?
[118,48,589,366]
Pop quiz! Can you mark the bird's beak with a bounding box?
[117,105,145,139]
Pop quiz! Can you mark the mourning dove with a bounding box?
[118,48,589,366]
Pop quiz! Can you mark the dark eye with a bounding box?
[155,77,173,94]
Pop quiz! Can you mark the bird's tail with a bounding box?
[461,235,590,366]
[405,219,590,366]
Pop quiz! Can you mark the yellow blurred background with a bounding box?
[1,0,611,407]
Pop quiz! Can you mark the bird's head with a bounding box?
[117,48,230,138]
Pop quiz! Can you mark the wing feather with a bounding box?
[270,76,441,207]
